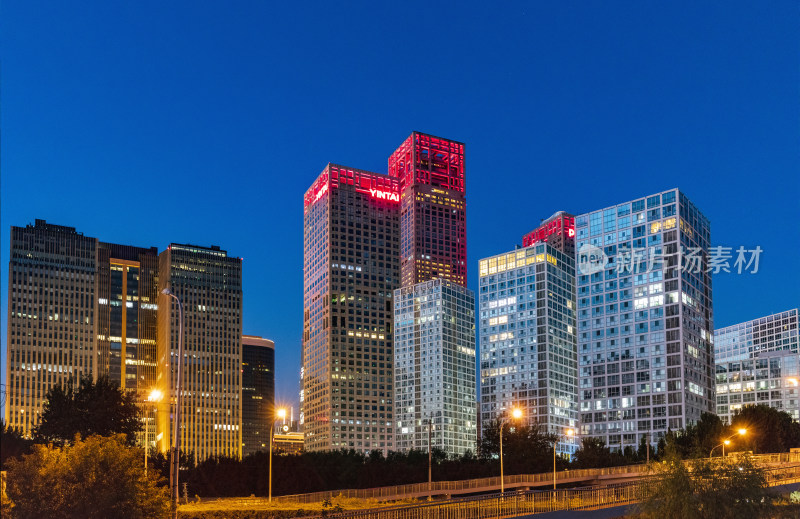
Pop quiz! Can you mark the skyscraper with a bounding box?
[301,164,400,453]
[389,132,477,456]
[5,220,99,435]
[575,189,714,450]
[521,211,576,255]
[241,335,275,456]
[714,309,799,423]
[389,132,467,288]
[478,242,578,455]
[394,279,476,454]
[97,242,159,392]
[156,244,243,462]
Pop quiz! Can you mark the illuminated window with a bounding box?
[650,222,662,234]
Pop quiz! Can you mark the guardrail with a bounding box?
[305,464,800,519]
[271,452,799,504]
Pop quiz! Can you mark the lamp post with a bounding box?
[427,415,433,501]
[269,408,287,502]
[144,389,163,477]
[498,408,522,494]
[710,428,747,458]
[554,428,575,490]
[161,287,184,513]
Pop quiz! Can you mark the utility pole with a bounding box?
[428,415,433,501]
[161,288,183,519]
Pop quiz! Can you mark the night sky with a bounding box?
[2,1,798,413]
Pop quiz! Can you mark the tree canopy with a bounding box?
[731,404,800,454]
[479,419,560,473]
[5,434,169,519]
[1,420,33,469]
[637,455,776,519]
[35,375,142,446]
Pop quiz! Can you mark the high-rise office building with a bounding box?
[522,211,576,255]
[575,189,714,449]
[5,220,99,435]
[301,164,400,454]
[714,309,799,423]
[478,242,578,455]
[97,242,159,392]
[389,132,466,288]
[394,279,476,455]
[241,335,275,456]
[156,244,243,462]
[389,132,477,455]
[715,309,799,363]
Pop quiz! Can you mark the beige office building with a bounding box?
[5,220,99,435]
[156,244,243,462]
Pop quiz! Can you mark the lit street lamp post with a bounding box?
[269,408,287,502]
[710,428,747,458]
[554,428,574,490]
[427,415,433,501]
[499,408,522,494]
[161,287,184,514]
[144,389,163,477]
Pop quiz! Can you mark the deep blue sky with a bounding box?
[2,1,798,413]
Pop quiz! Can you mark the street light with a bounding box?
[427,415,434,501]
[269,408,287,502]
[554,428,575,490]
[710,428,747,458]
[498,408,522,494]
[144,389,163,477]
[161,287,184,513]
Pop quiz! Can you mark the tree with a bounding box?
[691,412,726,457]
[5,434,169,519]
[731,405,800,453]
[479,419,557,474]
[1,420,33,469]
[572,437,629,468]
[35,376,141,445]
[637,454,776,519]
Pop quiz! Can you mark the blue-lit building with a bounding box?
[394,279,477,456]
[575,189,714,450]
[478,241,578,456]
[714,309,799,423]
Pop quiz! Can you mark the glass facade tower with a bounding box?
[479,242,578,455]
[241,335,275,456]
[394,279,476,455]
[575,189,714,449]
[389,132,467,288]
[389,132,477,455]
[714,309,799,423]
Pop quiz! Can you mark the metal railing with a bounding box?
[304,464,800,519]
[270,451,799,504]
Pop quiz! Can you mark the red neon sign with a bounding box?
[369,188,399,202]
[311,183,328,204]
[522,214,575,247]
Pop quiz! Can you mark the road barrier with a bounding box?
[309,464,800,519]
[271,451,799,504]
